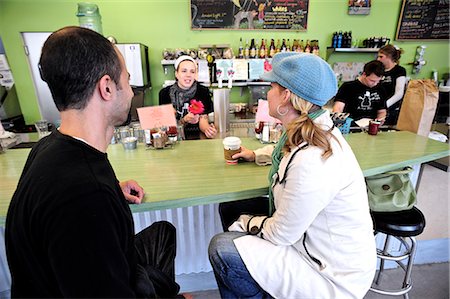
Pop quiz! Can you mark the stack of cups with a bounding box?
[222,136,241,165]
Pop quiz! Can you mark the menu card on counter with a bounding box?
[137,105,177,129]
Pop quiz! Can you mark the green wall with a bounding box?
[0,0,449,124]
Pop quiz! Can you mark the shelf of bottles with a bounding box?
[237,38,320,59]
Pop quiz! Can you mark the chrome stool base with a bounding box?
[369,207,425,299]
[370,234,416,299]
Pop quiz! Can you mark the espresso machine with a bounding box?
[0,85,25,132]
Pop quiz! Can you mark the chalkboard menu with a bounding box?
[191,0,309,30]
[396,0,449,40]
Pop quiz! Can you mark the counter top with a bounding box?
[1,131,449,225]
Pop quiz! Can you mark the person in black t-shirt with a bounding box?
[333,60,387,122]
[159,55,217,139]
[377,45,407,125]
[6,26,183,298]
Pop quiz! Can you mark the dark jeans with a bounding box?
[209,232,272,299]
[219,197,270,231]
[134,221,180,298]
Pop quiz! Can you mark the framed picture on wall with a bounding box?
[348,0,371,15]
[191,0,309,30]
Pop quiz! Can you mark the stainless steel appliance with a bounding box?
[21,32,151,124]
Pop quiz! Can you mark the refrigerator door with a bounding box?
[116,43,151,88]
[21,32,58,124]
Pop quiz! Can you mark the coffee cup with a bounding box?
[223,136,241,164]
[368,120,381,135]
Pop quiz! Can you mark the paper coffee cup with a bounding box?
[223,137,241,164]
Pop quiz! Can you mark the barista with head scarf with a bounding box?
[209,53,376,299]
[159,56,217,139]
[377,45,406,125]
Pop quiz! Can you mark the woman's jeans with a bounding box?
[209,232,272,299]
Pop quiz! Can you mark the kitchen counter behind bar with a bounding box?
[1,131,449,226]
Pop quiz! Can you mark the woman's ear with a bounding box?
[281,88,291,105]
[98,74,113,101]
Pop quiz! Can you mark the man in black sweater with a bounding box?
[6,26,180,298]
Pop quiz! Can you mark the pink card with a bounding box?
[137,104,177,129]
[255,99,281,123]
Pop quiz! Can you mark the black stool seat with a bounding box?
[371,207,425,237]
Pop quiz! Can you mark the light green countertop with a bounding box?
[1,131,449,225]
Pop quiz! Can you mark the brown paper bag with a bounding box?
[396,79,439,137]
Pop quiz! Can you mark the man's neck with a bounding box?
[58,110,113,153]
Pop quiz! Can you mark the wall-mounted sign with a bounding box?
[396,0,449,40]
[191,0,309,31]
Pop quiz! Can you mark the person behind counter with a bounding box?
[209,52,376,299]
[332,60,387,123]
[5,26,183,298]
[377,44,407,125]
[159,55,217,139]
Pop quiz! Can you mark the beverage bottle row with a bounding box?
[237,38,320,59]
[331,31,352,48]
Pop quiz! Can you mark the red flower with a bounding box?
[188,99,205,114]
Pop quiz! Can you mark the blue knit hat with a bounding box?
[260,52,337,107]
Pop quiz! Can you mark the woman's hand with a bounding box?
[199,116,217,138]
[119,180,145,204]
[232,146,256,162]
[183,112,200,124]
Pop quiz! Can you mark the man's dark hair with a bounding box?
[39,26,122,111]
[363,60,385,77]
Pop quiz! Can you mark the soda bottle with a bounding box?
[275,39,281,53]
[249,39,258,58]
[269,39,276,57]
[259,38,266,58]
[238,38,244,58]
[304,40,311,53]
[244,39,250,59]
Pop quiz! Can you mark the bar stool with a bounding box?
[369,206,426,299]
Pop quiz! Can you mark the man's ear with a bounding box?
[98,74,114,100]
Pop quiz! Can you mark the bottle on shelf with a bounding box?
[264,39,269,58]
[259,38,266,58]
[275,39,281,53]
[298,39,304,52]
[337,31,343,48]
[332,32,338,48]
[291,39,298,52]
[249,38,257,58]
[281,39,287,52]
[304,39,311,53]
[343,32,348,48]
[348,31,353,48]
[237,38,244,58]
[269,39,276,57]
[312,40,320,56]
[244,39,250,59]
[286,39,291,51]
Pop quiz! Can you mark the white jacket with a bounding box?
[232,113,376,299]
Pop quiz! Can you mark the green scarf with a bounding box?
[267,109,326,215]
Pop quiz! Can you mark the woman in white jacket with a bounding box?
[209,52,377,299]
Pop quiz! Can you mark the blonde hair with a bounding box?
[284,93,335,159]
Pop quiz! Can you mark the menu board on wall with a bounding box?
[191,0,309,30]
[396,0,449,40]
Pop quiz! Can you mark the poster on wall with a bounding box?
[191,0,309,30]
[348,0,371,15]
